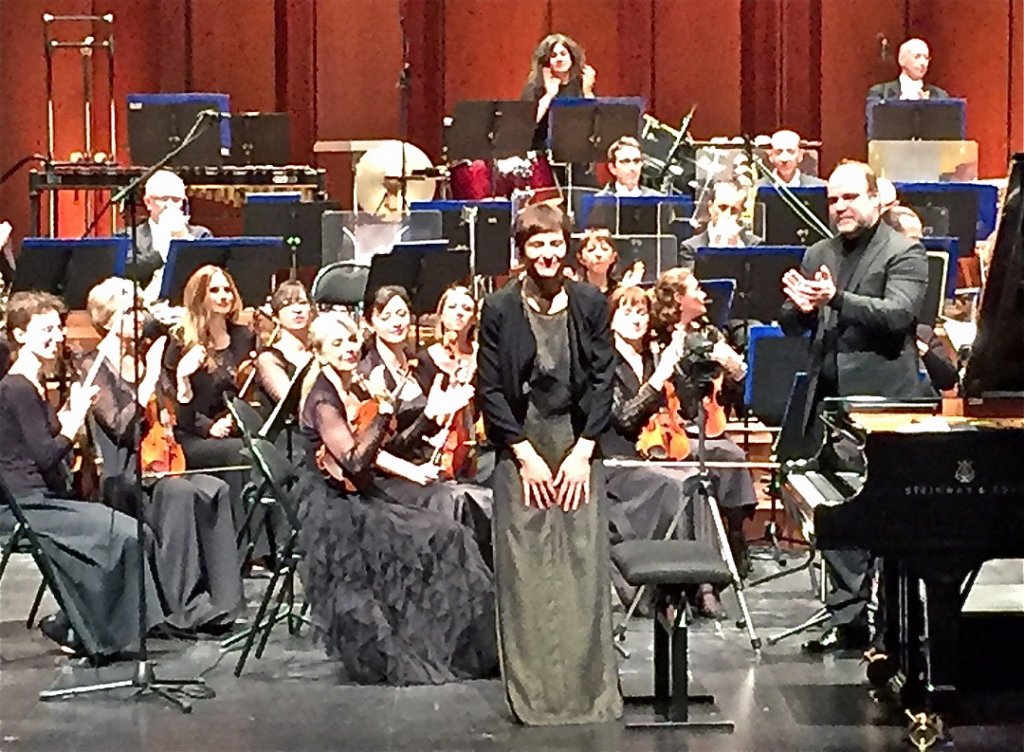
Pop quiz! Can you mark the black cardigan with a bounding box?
[476,279,614,449]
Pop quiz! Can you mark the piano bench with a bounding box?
[611,540,734,731]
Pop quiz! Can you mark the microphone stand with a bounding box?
[38,111,219,713]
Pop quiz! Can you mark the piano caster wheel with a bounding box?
[750,637,762,651]
[906,709,946,752]
[735,618,747,630]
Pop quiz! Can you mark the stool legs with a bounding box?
[624,591,734,730]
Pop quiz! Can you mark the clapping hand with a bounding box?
[542,66,561,97]
[581,64,596,97]
[620,260,645,288]
[782,265,835,312]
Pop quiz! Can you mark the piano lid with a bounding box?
[963,153,1024,399]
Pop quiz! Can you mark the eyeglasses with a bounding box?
[615,157,643,166]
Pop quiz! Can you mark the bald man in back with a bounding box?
[867,38,950,102]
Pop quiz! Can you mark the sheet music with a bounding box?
[941,317,977,352]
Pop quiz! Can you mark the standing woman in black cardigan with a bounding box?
[477,204,621,726]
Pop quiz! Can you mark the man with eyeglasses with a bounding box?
[124,169,212,300]
[678,180,762,269]
[779,159,928,654]
[597,136,660,197]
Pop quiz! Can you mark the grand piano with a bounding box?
[782,152,1024,710]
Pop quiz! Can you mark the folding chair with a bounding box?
[226,438,309,676]
[0,480,102,661]
[0,521,47,628]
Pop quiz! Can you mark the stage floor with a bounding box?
[1,552,1021,752]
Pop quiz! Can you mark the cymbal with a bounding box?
[354,140,436,219]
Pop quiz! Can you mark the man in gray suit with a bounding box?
[779,159,928,653]
[758,129,826,187]
[124,169,212,299]
[678,180,762,269]
[867,38,950,102]
[596,136,661,197]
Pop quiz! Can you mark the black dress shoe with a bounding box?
[801,624,870,654]
[39,612,84,656]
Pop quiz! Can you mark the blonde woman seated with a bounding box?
[82,278,243,632]
[298,311,497,684]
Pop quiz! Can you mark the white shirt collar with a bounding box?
[899,72,925,98]
[776,170,802,187]
[614,183,643,197]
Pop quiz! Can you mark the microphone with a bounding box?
[877,33,889,61]
[199,109,230,120]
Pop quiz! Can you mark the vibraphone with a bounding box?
[29,163,328,235]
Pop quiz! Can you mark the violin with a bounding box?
[702,373,728,439]
[428,332,476,479]
[137,324,188,475]
[67,344,110,500]
[636,380,691,461]
[235,307,280,403]
[315,369,400,491]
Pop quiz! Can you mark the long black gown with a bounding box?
[164,322,255,530]
[298,371,497,685]
[0,373,164,657]
[82,352,244,630]
[165,322,254,467]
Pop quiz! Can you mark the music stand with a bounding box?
[867,99,966,141]
[756,187,830,246]
[229,112,291,166]
[919,251,949,327]
[13,237,129,309]
[160,237,289,306]
[913,205,950,237]
[446,100,537,162]
[897,183,983,256]
[743,325,812,426]
[920,236,959,298]
[700,278,736,330]
[694,246,807,323]
[127,100,224,167]
[580,195,694,236]
[411,200,512,275]
[243,197,342,270]
[610,235,677,283]
[364,241,470,315]
[548,97,643,164]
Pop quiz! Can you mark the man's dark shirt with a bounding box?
[819,221,880,395]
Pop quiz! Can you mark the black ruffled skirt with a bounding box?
[297,471,497,685]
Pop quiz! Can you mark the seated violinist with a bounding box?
[82,278,243,632]
[163,265,254,533]
[574,228,645,296]
[603,286,727,616]
[298,311,497,684]
[0,291,165,658]
[359,285,492,553]
[253,280,314,413]
[413,284,481,482]
[650,268,758,578]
